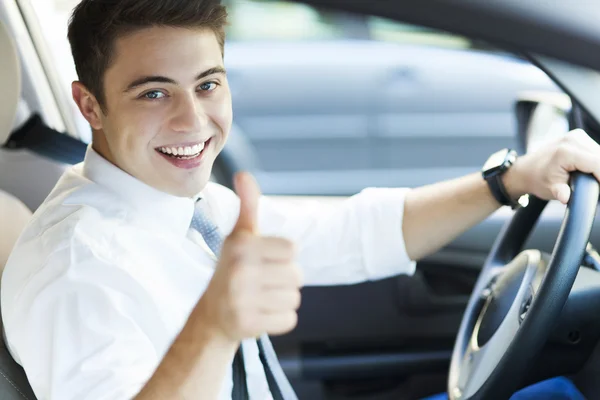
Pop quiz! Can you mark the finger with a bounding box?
[259,289,302,312]
[261,311,298,336]
[259,262,304,288]
[569,129,600,152]
[551,182,571,204]
[258,237,297,261]
[568,149,600,183]
[232,172,262,234]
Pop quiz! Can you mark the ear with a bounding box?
[71,81,103,130]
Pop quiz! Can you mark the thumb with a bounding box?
[551,182,571,204]
[233,172,262,234]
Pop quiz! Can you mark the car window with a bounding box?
[367,16,471,49]
[225,0,345,41]
[26,0,91,141]
[27,0,562,197]
[225,0,493,51]
[222,0,560,196]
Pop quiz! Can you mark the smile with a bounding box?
[155,139,210,160]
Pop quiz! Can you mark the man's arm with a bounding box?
[135,308,238,399]
[402,171,520,261]
[403,130,600,261]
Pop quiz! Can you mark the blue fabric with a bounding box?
[190,199,223,256]
[423,377,585,400]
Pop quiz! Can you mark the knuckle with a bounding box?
[571,128,587,138]
[294,264,304,286]
[282,239,297,256]
[286,263,303,287]
[269,312,298,335]
[285,311,298,330]
[554,143,572,159]
[291,290,302,310]
[559,135,574,149]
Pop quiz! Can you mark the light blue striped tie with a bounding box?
[191,200,224,256]
[190,199,298,400]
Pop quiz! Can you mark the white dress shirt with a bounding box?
[1,146,415,400]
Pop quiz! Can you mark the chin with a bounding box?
[172,179,211,198]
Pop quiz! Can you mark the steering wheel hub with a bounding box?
[476,258,529,347]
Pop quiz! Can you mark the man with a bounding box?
[1,0,598,399]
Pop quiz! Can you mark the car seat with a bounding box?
[0,17,39,400]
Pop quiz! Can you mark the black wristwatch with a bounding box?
[482,148,520,209]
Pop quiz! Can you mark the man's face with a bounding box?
[85,27,232,197]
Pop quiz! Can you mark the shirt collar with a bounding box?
[82,145,196,237]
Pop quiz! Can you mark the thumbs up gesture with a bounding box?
[199,172,303,342]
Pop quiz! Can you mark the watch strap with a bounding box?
[486,174,519,209]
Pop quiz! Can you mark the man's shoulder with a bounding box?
[7,166,130,271]
[1,168,135,313]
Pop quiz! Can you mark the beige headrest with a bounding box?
[0,190,31,273]
[0,19,20,145]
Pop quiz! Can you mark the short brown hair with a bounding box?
[68,0,228,112]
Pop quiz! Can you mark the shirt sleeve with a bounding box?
[257,187,417,286]
[3,238,162,400]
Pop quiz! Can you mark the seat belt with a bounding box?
[3,114,87,165]
[232,346,249,400]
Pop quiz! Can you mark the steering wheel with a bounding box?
[448,172,599,400]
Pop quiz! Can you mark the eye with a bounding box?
[198,81,218,92]
[141,90,166,100]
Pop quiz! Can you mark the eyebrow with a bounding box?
[123,66,227,92]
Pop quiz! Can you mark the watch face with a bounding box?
[483,149,509,173]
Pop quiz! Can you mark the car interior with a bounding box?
[4,1,600,400]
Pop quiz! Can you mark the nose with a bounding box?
[169,93,208,133]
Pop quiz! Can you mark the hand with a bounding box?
[198,172,303,343]
[504,129,600,205]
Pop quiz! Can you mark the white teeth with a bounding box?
[158,142,206,158]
